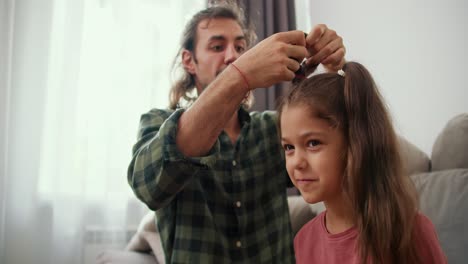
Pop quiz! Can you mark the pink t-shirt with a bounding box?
[294,211,447,264]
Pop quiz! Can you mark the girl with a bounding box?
[278,62,447,263]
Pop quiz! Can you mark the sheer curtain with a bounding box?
[1,0,204,263]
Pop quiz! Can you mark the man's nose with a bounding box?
[224,44,240,64]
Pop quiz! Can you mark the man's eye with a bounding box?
[236,46,245,53]
[308,140,321,147]
[211,45,223,51]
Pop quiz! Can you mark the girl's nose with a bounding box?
[291,151,307,170]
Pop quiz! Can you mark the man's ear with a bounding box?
[182,49,196,74]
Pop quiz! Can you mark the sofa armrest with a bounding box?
[125,211,165,263]
[96,250,159,264]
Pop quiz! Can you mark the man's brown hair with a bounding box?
[169,3,256,109]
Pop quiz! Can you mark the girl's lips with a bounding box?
[296,179,318,184]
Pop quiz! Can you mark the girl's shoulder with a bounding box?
[414,212,436,232]
[295,211,326,240]
[414,212,448,263]
[413,212,439,244]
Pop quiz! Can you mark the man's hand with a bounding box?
[305,24,346,72]
[232,30,309,89]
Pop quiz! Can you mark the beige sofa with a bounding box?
[99,113,468,264]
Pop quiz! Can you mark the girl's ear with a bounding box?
[182,49,196,74]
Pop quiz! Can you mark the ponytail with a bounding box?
[169,71,196,109]
[341,62,420,263]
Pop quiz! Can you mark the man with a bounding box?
[128,4,345,263]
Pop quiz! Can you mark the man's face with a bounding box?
[183,18,247,93]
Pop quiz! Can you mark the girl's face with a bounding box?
[280,104,347,204]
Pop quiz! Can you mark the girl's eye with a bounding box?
[283,144,294,151]
[308,140,321,147]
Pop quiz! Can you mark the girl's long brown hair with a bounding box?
[278,62,420,263]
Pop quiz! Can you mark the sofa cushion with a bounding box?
[411,169,468,264]
[398,136,431,175]
[287,196,326,235]
[288,196,317,235]
[431,113,468,171]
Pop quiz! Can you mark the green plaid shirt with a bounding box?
[128,107,294,263]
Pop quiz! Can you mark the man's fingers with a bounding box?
[275,30,307,46]
[286,57,301,73]
[306,24,326,51]
[287,44,308,62]
[311,28,340,53]
[284,66,296,81]
[308,37,343,66]
[322,47,346,68]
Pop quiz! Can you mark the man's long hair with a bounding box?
[278,61,422,263]
[169,3,256,109]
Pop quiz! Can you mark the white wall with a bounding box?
[0,0,14,262]
[296,0,468,155]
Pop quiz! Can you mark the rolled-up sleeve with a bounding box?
[127,108,219,210]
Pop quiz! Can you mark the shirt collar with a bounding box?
[238,106,251,126]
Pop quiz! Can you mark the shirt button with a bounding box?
[235,201,242,208]
[236,241,242,248]
[232,160,237,166]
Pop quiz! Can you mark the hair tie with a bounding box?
[337,69,346,77]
